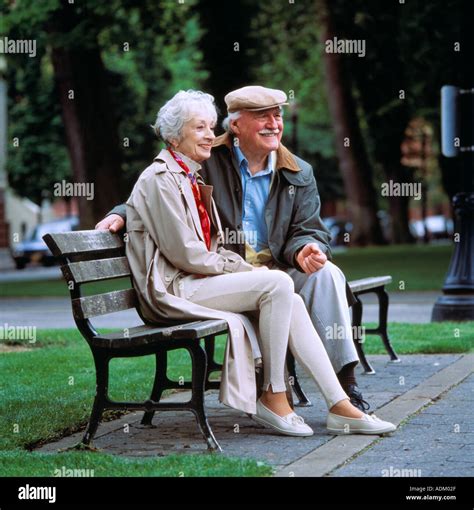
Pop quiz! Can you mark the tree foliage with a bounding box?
[1,0,468,238]
[248,1,344,204]
[2,0,207,218]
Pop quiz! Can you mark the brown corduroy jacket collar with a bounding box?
[213,132,300,172]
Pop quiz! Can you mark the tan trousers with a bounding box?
[185,269,349,409]
[285,262,359,373]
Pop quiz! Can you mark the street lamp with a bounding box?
[431,85,474,321]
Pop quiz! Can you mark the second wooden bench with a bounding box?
[288,275,401,407]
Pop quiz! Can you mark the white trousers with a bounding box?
[185,270,349,409]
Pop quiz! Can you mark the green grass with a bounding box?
[0,244,454,296]
[0,277,131,298]
[364,322,473,354]
[0,329,226,451]
[0,450,272,477]
[0,323,471,476]
[333,243,453,291]
[0,330,273,476]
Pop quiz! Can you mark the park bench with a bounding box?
[287,275,401,407]
[43,230,294,453]
[43,230,400,450]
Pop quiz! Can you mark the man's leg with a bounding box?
[284,261,370,412]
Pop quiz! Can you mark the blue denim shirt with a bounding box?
[234,144,274,251]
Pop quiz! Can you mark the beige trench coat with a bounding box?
[125,148,262,415]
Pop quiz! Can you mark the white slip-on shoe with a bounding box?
[252,399,314,437]
[327,412,396,435]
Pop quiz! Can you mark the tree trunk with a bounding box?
[318,0,384,245]
[340,1,415,244]
[198,0,255,117]
[385,164,416,243]
[49,7,122,229]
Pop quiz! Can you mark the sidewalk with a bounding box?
[37,353,474,477]
[0,291,440,328]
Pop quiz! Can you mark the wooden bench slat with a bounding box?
[166,319,229,339]
[92,319,228,348]
[62,257,131,284]
[43,230,124,258]
[72,289,137,320]
[349,276,392,293]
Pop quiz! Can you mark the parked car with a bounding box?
[11,216,79,269]
[322,217,352,246]
[409,215,454,240]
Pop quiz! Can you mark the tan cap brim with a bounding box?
[241,102,289,112]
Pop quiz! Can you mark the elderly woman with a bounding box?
[125,89,396,437]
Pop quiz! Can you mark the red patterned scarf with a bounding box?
[167,148,211,250]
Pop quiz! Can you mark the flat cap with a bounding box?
[224,85,289,113]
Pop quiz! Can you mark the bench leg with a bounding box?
[82,352,109,445]
[374,287,400,363]
[286,350,312,407]
[204,335,223,390]
[187,342,222,452]
[141,350,168,426]
[352,297,376,375]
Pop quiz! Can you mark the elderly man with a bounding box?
[97,85,370,412]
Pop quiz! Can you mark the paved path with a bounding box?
[0,266,61,282]
[0,263,441,325]
[37,354,473,478]
[331,372,474,477]
[0,297,144,329]
[0,291,440,328]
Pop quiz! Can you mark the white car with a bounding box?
[409,215,454,239]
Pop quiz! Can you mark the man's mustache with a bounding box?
[258,129,280,135]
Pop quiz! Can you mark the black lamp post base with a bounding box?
[431,192,474,322]
[431,294,474,321]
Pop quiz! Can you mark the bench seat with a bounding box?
[349,276,392,293]
[92,319,228,349]
[348,275,400,375]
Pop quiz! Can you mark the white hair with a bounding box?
[222,111,241,134]
[152,90,217,144]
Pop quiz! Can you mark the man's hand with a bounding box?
[296,243,327,274]
[95,214,125,233]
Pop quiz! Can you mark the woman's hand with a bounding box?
[95,214,125,233]
[252,265,270,271]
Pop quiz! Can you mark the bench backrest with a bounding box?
[43,230,140,340]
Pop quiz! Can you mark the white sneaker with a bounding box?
[327,412,396,435]
[252,399,314,437]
